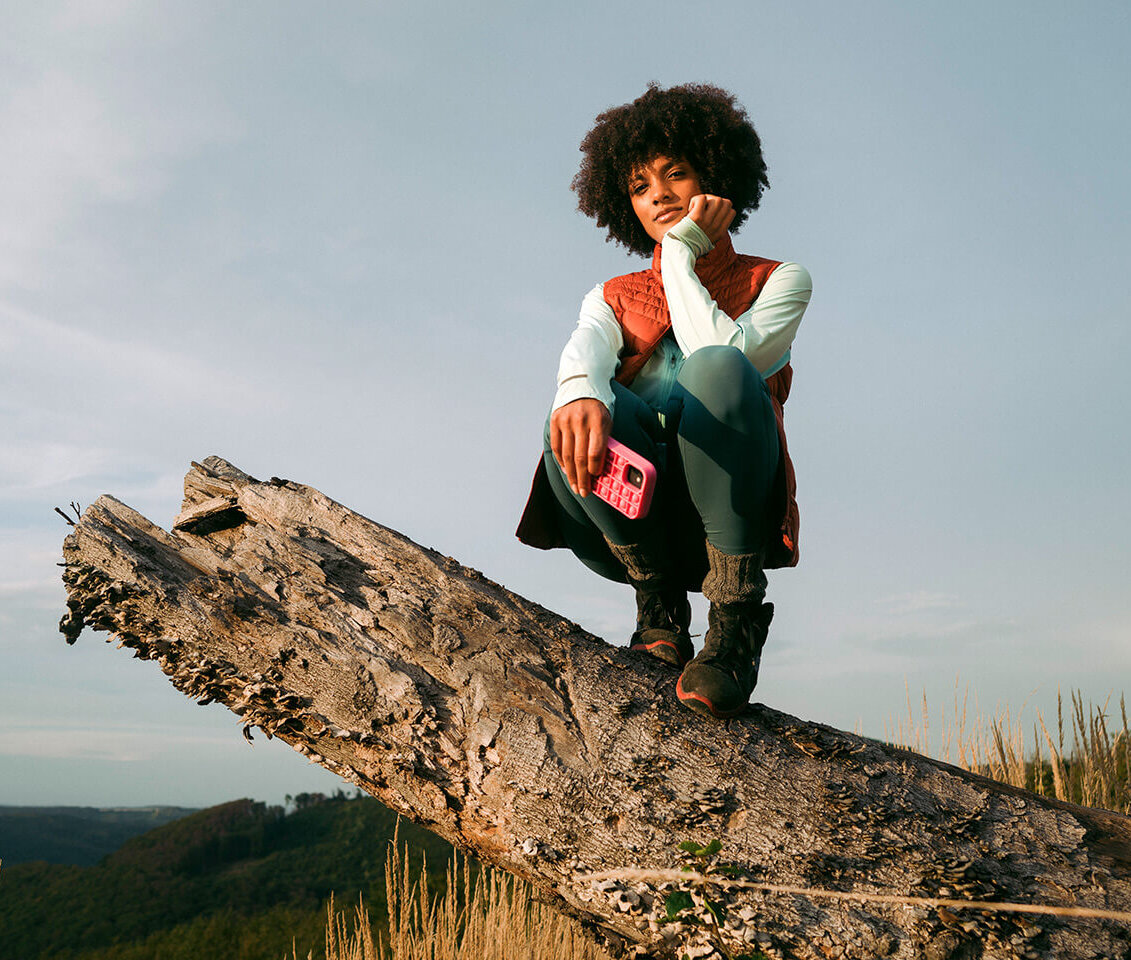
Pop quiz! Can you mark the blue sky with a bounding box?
[2,0,1129,806]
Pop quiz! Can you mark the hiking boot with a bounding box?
[676,600,773,717]
[677,542,770,717]
[604,535,692,668]
[629,586,693,667]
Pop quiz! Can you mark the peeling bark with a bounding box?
[60,457,1131,959]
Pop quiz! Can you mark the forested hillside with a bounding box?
[0,793,455,960]
[0,805,196,867]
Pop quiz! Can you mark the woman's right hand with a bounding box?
[550,398,611,498]
[688,194,735,245]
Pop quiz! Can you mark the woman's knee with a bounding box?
[678,346,765,417]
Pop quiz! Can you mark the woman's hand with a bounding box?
[550,398,611,497]
[688,194,735,245]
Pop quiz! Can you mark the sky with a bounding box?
[2,0,1129,807]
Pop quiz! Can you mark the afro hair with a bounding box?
[572,83,769,257]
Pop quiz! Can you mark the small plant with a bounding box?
[659,836,768,960]
[678,838,722,859]
[663,888,694,921]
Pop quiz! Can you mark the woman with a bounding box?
[517,83,811,718]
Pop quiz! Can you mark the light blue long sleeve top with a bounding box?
[553,217,812,416]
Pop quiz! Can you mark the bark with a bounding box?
[59,457,1131,960]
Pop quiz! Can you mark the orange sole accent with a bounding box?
[631,638,689,667]
[632,638,675,653]
[675,674,745,719]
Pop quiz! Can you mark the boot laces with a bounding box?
[701,603,769,674]
[636,587,688,632]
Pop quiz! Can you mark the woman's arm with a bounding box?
[661,217,812,376]
[549,285,622,496]
[552,284,622,413]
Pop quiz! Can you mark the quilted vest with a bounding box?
[516,235,800,571]
[602,236,799,568]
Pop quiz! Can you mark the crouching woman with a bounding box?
[517,83,811,718]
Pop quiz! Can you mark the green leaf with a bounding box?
[664,890,694,920]
[678,837,722,858]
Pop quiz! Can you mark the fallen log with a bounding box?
[59,457,1131,960]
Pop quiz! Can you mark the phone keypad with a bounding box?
[594,448,648,518]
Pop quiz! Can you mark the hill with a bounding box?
[0,792,456,960]
[0,805,197,867]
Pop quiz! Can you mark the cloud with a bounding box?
[0,6,239,290]
[0,720,233,763]
[0,302,284,426]
[0,71,152,290]
[874,590,961,617]
[0,440,120,498]
[52,0,144,30]
[0,560,67,599]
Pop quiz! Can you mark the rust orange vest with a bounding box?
[517,235,800,571]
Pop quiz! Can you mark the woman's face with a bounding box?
[628,155,704,245]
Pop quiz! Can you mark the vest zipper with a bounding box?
[664,349,679,401]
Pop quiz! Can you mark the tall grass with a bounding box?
[886,685,1130,815]
[289,826,610,960]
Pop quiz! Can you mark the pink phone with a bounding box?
[593,438,657,519]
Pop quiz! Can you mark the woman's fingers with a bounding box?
[558,426,577,492]
[578,411,610,497]
[550,399,610,497]
[703,198,733,241]
[689,194,735,243]
[575,439,593,497]
[587,420,609,484]
[715,201,736,238]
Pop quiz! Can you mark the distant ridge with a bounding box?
[0,804,197,866]
[0,793,454,960]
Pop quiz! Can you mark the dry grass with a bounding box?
[288,825,611,960]
[886,683,1130,815]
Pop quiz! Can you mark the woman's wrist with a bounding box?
[664,217,714,258]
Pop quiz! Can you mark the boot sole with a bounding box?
[630,638,690,668]
[675,674,747,718]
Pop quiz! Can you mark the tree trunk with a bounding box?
[59,457,1131,960]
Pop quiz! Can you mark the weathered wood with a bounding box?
[60,457,1131,960]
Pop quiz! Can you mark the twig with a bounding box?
[581,868,1131,924]
[54,506,77,527]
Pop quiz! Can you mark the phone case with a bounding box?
[593,438,657,519]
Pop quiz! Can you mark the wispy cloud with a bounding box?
[874,590,961,617]
[0,303,285,440]
[0,562,67,600]
[0,5,239,290]
[0,720,234,763]
[52,0,146,30]
[0,440,120,497]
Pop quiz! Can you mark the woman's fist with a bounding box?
[688,194,735,244]
[550,398,611,498]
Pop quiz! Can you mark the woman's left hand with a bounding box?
[688,194,735,244]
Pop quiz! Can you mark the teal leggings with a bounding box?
[543,346,780,587]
